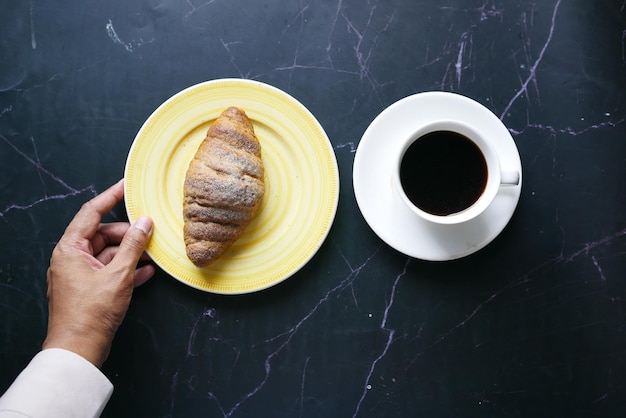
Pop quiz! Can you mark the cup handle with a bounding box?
[501,170,520,186]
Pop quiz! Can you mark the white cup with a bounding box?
[394,120,519,225]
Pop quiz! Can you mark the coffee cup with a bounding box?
[394,120,520,225]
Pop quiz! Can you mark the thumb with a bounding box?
[110,216,153,272]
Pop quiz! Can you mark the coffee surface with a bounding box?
[400,130,487,216]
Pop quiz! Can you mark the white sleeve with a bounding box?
[0,348,113,418]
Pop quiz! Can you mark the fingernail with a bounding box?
[133,216,153,235]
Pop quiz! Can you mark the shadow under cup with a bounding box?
[395,120,519,225]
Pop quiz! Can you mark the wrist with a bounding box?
[43,323,113,368]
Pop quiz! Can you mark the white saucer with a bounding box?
[353,92,522,261]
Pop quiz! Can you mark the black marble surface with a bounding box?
[2,0,626,417]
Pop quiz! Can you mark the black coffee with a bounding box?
[399,130,487,216]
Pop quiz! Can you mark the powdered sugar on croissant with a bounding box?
[183,107,264,267]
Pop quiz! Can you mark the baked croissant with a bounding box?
[183,106,265,267]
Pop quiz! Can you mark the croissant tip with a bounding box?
[186,248,216,268]
[223,106,246,116]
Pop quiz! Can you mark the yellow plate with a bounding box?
[124,79,339,294]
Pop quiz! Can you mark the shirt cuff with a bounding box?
[0,348,113,418]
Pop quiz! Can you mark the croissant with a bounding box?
[183,106,265,267]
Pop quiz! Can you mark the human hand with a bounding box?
[42,179,154,368]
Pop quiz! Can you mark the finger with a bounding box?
[63,180,125,241]
[96,246,153,266]
[95,246,119,265]
[92,222,131,255]
[107,216,153,275]
[134,264,156,288]
[139,252,153,262]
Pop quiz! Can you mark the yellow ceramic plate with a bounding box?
[124,79,339,294]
